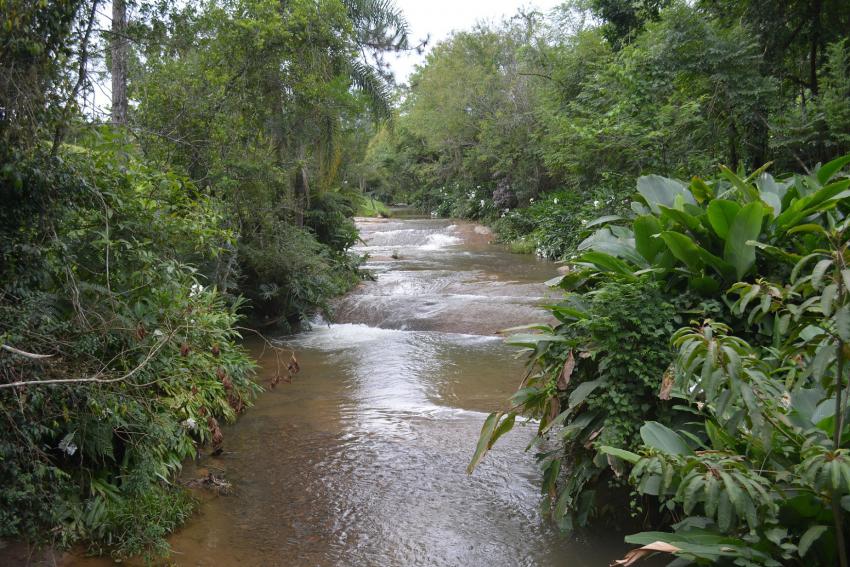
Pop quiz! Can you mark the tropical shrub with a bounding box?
[493,187,632,260]
[0,145,258,559]
[470,154,850,565]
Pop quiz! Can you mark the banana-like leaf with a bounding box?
[816,152,850,184]
[637,175,694,214]
[640,421,693,455]
[585,214,624,228]
[633,215,665,261]
[689,177,714,203]
[720,165,761,203]
[467,411,502,473]
[724,202,764,280]
[660,231,733,278]
[706,199,740,239]
[578,251,636,276]
[658,205,704,234]
[598,445,641,464]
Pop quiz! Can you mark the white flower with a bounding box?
[190,283,204,297]
[479,199,485,207]
[183,417,198,430]
[59,436,77,456]
[593,200,600,208]
[580,219,587,225]
[529,198,535,203]
[553,198,559,204]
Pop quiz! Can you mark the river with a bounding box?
[59,216,629,566]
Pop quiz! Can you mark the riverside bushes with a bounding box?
[471,156,850,566]
[0,146,259,558]
[0,0,408,559]
[358,1,850,265]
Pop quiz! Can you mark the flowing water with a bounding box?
[48,216,630,566]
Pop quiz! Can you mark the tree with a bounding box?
[111,0,128,125]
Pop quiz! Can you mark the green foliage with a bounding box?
[0,0,407,560]
[0,144,258,558]
[130,0,406,324]
[493,188,631,260]
[472,155,850,565]
[356,194,391,217]
[472,277,677,530]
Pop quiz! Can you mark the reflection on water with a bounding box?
[57,216,629,566]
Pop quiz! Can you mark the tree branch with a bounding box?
[0,334,171,390]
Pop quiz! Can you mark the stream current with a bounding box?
[63,216,629,566]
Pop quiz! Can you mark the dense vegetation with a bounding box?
[361,0,850,261]
[4,0,850,564]
[385,2,850,565]
[0,0,407,559]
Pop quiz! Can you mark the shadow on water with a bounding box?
[48,216,634,566]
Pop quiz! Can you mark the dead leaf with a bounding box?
[557,351,575,390]
[584,427,603,449]
[611,542,681,566]
[207,416,224,447]
[288,354,300,374]
[658,365,675,400]
[548,397,560,423]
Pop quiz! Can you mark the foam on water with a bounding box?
[419,232,461,251]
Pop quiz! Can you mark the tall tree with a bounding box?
[111,0,128,125]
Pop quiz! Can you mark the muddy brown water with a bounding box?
[17,217,632,566]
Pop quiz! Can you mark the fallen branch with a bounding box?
[0,335,170,390]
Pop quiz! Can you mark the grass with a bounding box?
[508,236,536,255]
[357,196,391,217]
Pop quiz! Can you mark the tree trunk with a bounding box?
[809,0,822,97]
[111,0,128,126]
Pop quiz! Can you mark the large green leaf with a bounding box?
[689,177,714,203]
[723,202,764,279]
[720,166,760,202]
[585,214,623,228]
[798,525,829,557]
[578,251,636,276]
[633,215,664,262]
[598,445,641,464]
[505,333,569,348]
[660,231,704,271]
[659,205,704,234]
[706,199,741,240]
[660,231,732,278]
[775,179,850,230]
[568,378,607,409]
[640,421,693,455]
[816,153,850,184]
[588,239,648,268]
[637,175,694,214]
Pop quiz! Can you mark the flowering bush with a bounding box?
[493,188,631,259]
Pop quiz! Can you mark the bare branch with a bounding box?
[0,334,172,390]
[1,344,54,360]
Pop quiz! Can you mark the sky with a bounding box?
[388,0,565,83]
